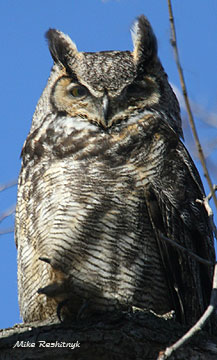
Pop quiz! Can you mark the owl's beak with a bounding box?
[102,94,109,125]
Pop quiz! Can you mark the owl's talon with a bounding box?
[37,282,63,297]
[39,257,51,264]
[37,287,45,294]
[57,299,70,322]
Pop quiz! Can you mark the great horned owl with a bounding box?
[15,15,215,326]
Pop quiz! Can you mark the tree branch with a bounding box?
[197,186,217,241]
[167,0,217,211]
[0,180,16,235]
[159,232,214,266]
[0,227,14,236]
[0,310,217,360]
[158,263,217,359]
[0,204,16,224]
[0,204,15,236]
[0,179,17,192]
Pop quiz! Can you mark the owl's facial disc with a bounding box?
[52,73,161,130]
[45,19,183,136]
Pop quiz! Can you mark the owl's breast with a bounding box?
[28,153,170,315]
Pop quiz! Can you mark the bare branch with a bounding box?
[0,227,14,236]
[197,186,217,241]
[159,232,214,266]
[0,179,17,192]
[0,180,16,236]
[158,263,217,359]
[206,185,217,203]
[167,0,217,211]
[158,5,217,358]
[0,204,16,224]
[172,84,217,129]
[1,310,217,359]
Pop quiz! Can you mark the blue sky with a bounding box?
[0,0,217,329]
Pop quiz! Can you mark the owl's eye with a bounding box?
[68,85,88,98]
[126,82,147,98]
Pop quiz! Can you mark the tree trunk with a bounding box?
[0,310,216,359]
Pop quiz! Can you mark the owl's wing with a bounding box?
[144,121,215,326]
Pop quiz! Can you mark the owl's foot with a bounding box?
[37,283,64,297]
[57,298,70,322]
[38,256,61,270]
[39,256,51,264]
[56,299,90,322]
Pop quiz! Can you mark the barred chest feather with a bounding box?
[17,113,171,320]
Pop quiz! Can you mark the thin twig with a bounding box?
[158,263,217,359]
[206,185,217,202]
[0,179,17,192]
[159,4,217,359]
[167,0,217,211]
[172,84,217,130]
[0,227,14,236]
[0,204,16,223]
[197,192,217,242]
[159,232,214,266]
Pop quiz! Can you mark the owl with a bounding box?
[15,15,215,327]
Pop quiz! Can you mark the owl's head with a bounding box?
[34,15,182,137]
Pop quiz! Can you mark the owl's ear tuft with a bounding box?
[45,29,79,69]
[131,15,158,65]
